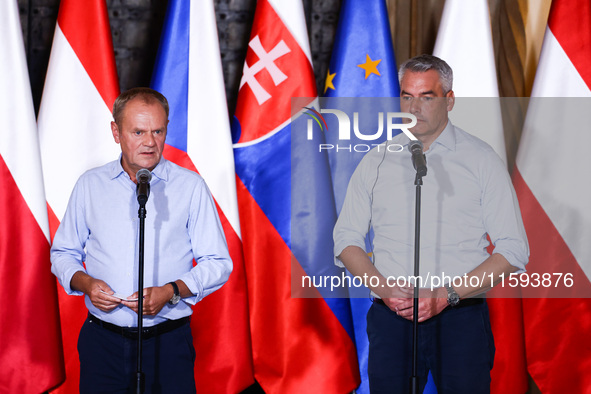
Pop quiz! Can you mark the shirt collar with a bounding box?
[151,158,169,182]
[395,120,457,152]
[109,156,127,180]
[108,155,169,181]
[433,121,456,152]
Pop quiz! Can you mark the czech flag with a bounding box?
[150,0,254,392]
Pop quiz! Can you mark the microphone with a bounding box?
[408,140,427,177]
[136,169,152,205]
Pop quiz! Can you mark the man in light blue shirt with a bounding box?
[334,55,528,393]
[51,87,232,393]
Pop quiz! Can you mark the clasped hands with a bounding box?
[379,285,449,323]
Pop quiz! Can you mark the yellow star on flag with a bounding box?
[324,69,336,94]
[357,54,382,79]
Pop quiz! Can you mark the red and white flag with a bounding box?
[37,0,120,392]
[434,3,527,391]
[513,0,591,391]
[0,1,65,391]
[433,0,507,164]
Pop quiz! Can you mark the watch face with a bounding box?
[170,294,181,305]
[446,285,460,306]
[449,294,460,306]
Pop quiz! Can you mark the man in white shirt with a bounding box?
[334,55,528,393]
[51,88,233,393]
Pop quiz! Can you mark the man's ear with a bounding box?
[446,90,455,112]
[111,121,120,143]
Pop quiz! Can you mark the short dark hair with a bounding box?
[112,87,169,125]
[398,54,453,93]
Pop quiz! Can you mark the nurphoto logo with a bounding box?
[304,107,417,152]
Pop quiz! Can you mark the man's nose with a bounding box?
[143,132,156,146]
[408,98,421,114]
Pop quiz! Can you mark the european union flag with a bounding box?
[324,0,399,98]
[324,0,400,211]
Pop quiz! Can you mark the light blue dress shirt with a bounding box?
[51,157,233,327]
[334,122,529,289]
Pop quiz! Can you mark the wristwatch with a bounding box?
[444,284,460,307]
[168,281,181,305]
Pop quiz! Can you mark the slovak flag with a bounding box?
[232,0,359,392]
[37,0,120,392]
[150,0,254,392]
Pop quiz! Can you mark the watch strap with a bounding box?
[168,281,180,305]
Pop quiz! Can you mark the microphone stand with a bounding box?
[136,200,146,394]
[410,171,423,394]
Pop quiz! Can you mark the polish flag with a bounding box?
[513,0,591,391]
[0,1,64,391]
[433,0,507,164]
[433,2,527,391]
[37,0,120,392]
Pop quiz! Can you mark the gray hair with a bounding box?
[112,87,169,126]
[398,54,453,94]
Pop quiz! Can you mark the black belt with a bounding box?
[374,297,484,310]
[88,314,191,340]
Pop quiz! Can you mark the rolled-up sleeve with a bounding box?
[50,180,88,295]
[180,179,233,304]
[333,158,373,267]
[481,152,529,272]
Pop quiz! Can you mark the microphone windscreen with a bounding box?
[408,139,424,153]
[136,168,152,183]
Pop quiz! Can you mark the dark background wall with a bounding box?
[17,0,341,117]
[16,0,550,117]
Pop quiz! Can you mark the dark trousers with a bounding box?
[367,301,495,394]
[78,317,197,394]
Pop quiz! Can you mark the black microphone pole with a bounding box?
[135,169,151,394]
[408,140,426,394]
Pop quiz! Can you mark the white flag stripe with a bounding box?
[187,0,241,237]
[517,27,591,281]
[433,0,499,96]
[518,98,591,281]
[527,28,591,98]
[433,0,507,164]
[524,0,552,95]
[0,0,50,241]
[38,26,119,221]
[269,0,314,65]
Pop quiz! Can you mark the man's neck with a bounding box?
[417,120,448,151]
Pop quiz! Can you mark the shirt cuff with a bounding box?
[62,267,87,296]
[334,238,367,268]
[178,272,201,305]
[493,245,528,274]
